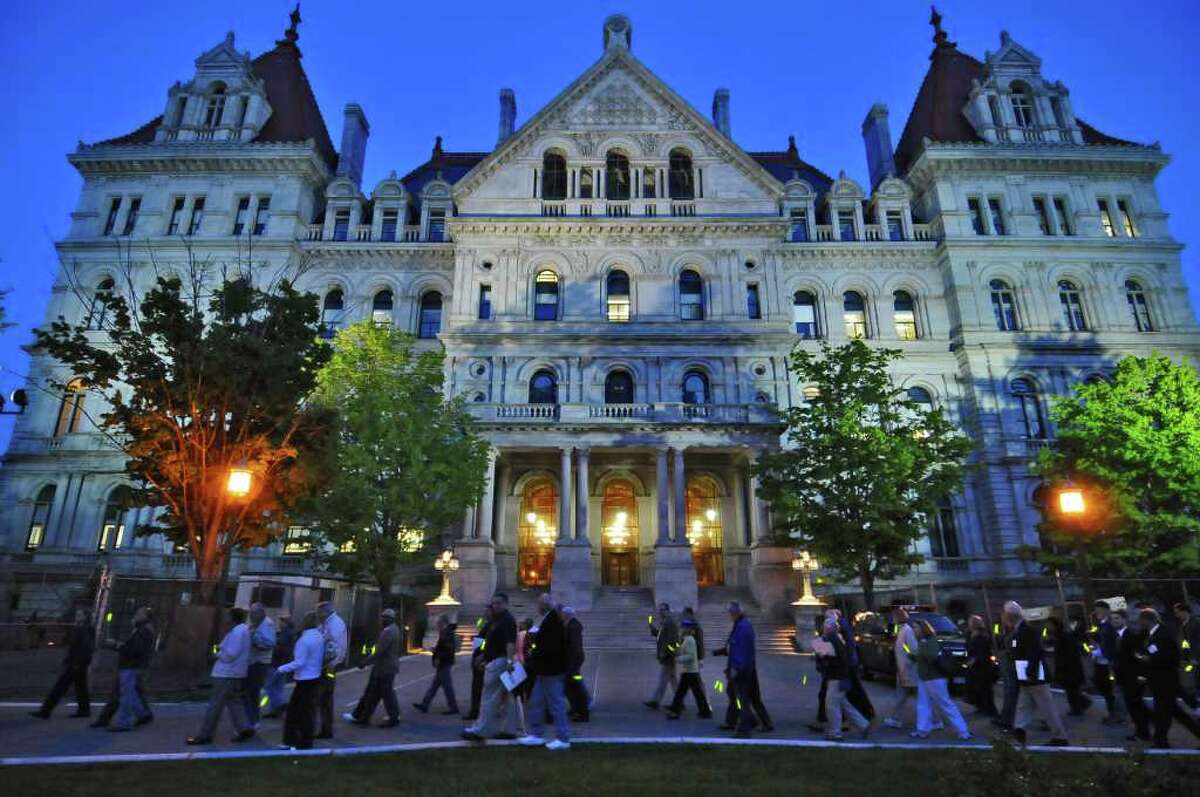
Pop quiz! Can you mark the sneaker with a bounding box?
[882,718,903,729]
[185,736,212,745]
[519,735,546,747]
[341,712,357,722]
[930,721,944,731]
[958,732,973,742]
[545,739,571,751]
[909,731,930,739]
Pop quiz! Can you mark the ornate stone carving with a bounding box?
[570,132,603,158]
[571,80,658,127]
[635,132,662,156]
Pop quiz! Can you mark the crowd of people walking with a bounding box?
[25,591,1200,751]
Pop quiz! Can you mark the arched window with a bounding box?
[685,475,724,586]
[989,279,1019,331]
[534,270,559,321]
[1125,279,1153,332]
[682,370,709,405]
[679,269,704,320]
[601,479,640,584]
[529,369,558,404]
[930,498,961,558]
[86,278,115,330]
[605,151,631,200]
[668,148,694,199]
[606,270,631,322]
[908,386,934,414]
[320,289,344,339]
[1012,378,1046,439]
[25,485,56,550]
[417,291,442,339]
[893,290,918,340]
[604,370,634,404]
[1058,280,1086,331]
[204,84,227,128]
[792,291,819,338]
[843,291,867,339]
[53,378,87,437]
[579,169,594,199]
[1010,83,1035,129]
[97,486,131,550]
[518,476,558,586]
[541,152,567,200]
[372,289,394,327]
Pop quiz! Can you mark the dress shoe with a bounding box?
[643,700,659,710]
[69,711,91,718]
[442,708,460,715]
[495,732,518,740]
[718,724,736,731]
[461,730,484,741]
[186,736,212,745]
[1046,738,1069,747]
[136,715,153,726]
[232,729,256,742]
[315,731,333,740]
[378,719,399,728]
[411,703,428,713]
[89,720,109,729]
[28,711,49,719]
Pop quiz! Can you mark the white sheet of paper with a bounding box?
[1015,660,1029,681]
[1147,644,1158,654]
[500,661,527,692]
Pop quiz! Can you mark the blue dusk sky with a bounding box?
[1,0,1198,453]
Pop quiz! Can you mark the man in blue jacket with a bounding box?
[1090,600,1125,725]
[715,601,772,737]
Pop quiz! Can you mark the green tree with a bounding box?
[34,254,332,596]
[306,321,490,607]
[1030,352,1200,581]
[754,340,973,610]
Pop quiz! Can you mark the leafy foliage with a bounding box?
[305,322,489,603]
[34,257,332,588]
[1030,352,1200,577]
[754,340,973,609]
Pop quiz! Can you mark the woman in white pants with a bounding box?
[910,620,971,740]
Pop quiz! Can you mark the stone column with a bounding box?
[656,447,670,544]
[558,447,573,542]
[672,446,687,544]
[461,505,476,540]
[747,458,767,542]
[747,450,793,622]
[476,448,499,540]
[575,447,590,544]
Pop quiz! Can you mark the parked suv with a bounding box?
[853,608,968,686]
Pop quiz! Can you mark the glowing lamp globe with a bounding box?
[1059,488,1085,515]
[227,468,252,497]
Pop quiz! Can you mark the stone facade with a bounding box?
[2,13,1198,619]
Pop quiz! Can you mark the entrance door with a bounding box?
[517,477,558,587]
[685,475,724,587]
[600,478,639,586]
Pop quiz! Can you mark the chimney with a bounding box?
[497,88,517,146]
[861,103,896,189]
[712,88,731,138]
[336,103,370,189]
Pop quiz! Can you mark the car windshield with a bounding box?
[913,613,959,635]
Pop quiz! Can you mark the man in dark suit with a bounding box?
[31,609,94,719]
[562,606,589,722]
[1089,600,1125,724]
[519,594,571,749]
[1113,609,1150,742]
[1136,608,1179,748]
[1004,601,1068,746]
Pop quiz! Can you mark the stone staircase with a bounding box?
[445,585,797,656]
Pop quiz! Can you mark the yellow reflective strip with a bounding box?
[1187,665,1195,673]
[736,698,743,710]
[648,616,654,624]
[1089,625,1098,635]
[714,680,724,692]
[573,674,583,681]
[903,643,911,654]
[260,695,269,707]
[992,623,1000,636]
[211,644,219,654]
[801,674,808,686]
[1042,628,1048,638]
[326,672,335,680]
[1184,640,1192,651]
[106,612,114,623]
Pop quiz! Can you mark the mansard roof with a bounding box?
[92,37,337,169]
[400,146,490,198]
[748,142,833,194]
[894,24,1140,175]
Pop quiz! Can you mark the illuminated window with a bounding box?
[319,289,344,339]
[534,270,559,321]
[372,290,394,327]
[606,151,631,200]
[396,528,423,554]
[685,475,724,586]
[53,378,87,437]
[679,269,704,320]
[542,152,567,200]
[606,270,630,322]
[802,385,821,403]
[25,485,55,551]
[1012,378,1046,439]
[1125,280,1153,332]
[529,370,557,404]
[518,477,558,586]
[990,279,1019,331]
[843,291,867,339]
[604,370,634,404]
[668,148,694,199]
[1097,199,1115,237]
[97,487,130,551]
[793,291,819,338]
[418,291,442,339]
[1058,280,1086,331]
[1117,199,1138,237]
[282,526,311,555]
[893,290,918,340]
[682,370,709,405]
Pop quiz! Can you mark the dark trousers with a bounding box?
[1182,662,1200,709]
[41,663,91,715]
[420,665,459,712]
[726,668,771,732]
[816,673,828,723]
[565,671,590,718]
[1064,682,1092,714]
[317,671,336,736]
[1121,676,1151,739]
[968,668,998,715]
[999,664,1019,727]
[846,669,875,720]
[242,662,270,725]
[284,678,319,749]
[354,673,399,722]
[466,664,485,719]
[1149,678,1177,747]
[95,670,151,726]
[668,672,710,716]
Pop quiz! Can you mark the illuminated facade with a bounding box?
[2,12,1199,617]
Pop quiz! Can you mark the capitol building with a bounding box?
[2,11,1197,620]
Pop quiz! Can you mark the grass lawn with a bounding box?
[6,743,1198,796]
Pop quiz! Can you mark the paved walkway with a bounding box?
[2,651,1197,760]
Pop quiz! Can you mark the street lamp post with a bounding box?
[1057,484,1097,609]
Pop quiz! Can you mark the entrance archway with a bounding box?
[685,475,724,586]
[600,478,639,585]
[517,476,558,587]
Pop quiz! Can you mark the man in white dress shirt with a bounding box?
[187,606,255,745]
[316,600,348,739]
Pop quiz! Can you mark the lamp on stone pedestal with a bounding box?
[428,549,461,606]
[791,550,823,606]
[789,549,828,653]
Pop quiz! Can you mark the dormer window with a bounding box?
[428,208,446,242]
[204,84,227,128]
[1010,83,1035,129]
[380,209,398,242]
[837,209,855,241]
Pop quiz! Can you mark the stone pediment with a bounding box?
[562,75,660,129]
